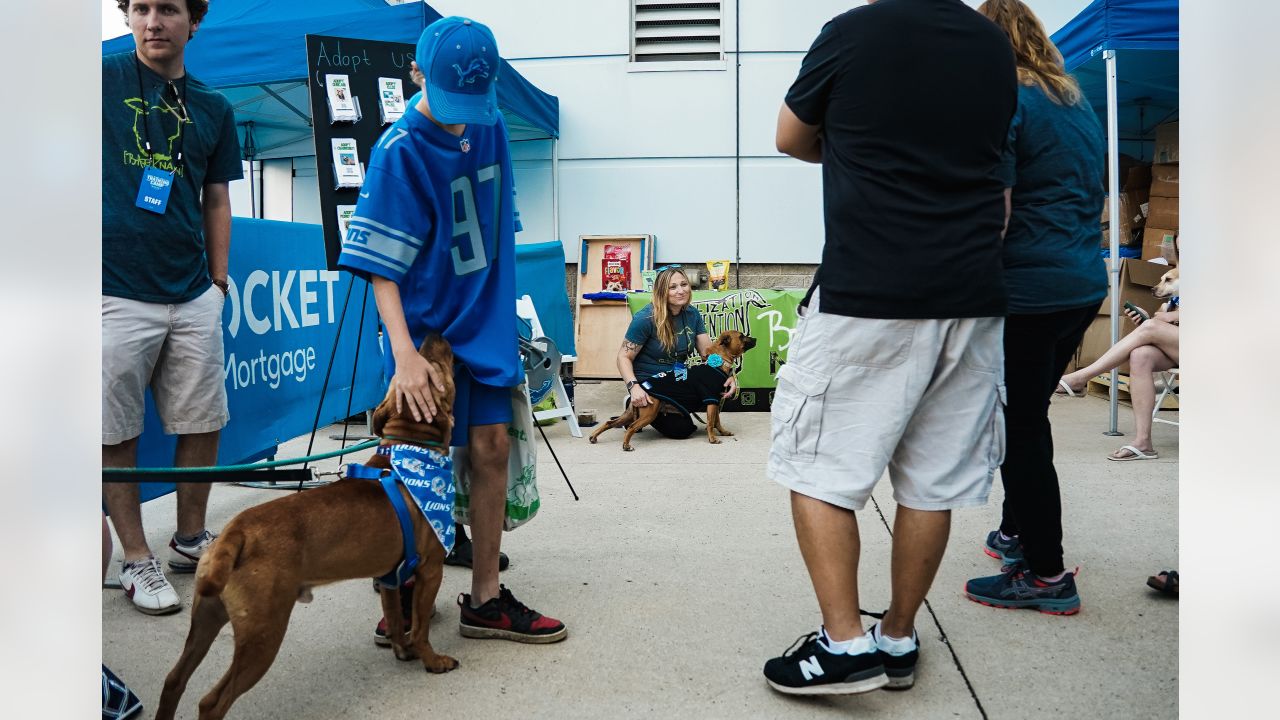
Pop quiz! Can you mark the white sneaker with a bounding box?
[168,530,217,573]
[119,557,180,615]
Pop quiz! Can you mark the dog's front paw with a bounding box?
[423,654,459,673]
[708,436,721,444]
[719,429,734,437]
[623,445,634,452]
[393,644,420,662]
[588,436,597,444]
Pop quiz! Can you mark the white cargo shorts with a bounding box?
[767,289,1006,511]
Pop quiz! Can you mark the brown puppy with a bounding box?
[589,330,757,451]
[157,334,459,720]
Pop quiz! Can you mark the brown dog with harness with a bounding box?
[589,330,757,451]
[156,334,459,720]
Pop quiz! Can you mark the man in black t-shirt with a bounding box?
[762,0,1017,696]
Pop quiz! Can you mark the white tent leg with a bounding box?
[552,137,560,244]
[1104,49,1122,436]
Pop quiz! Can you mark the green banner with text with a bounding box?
[627,288,806,411]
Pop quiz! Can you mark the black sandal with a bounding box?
[1145,570,1179,598]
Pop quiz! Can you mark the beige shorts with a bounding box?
[767,289,1006,512]
[102,286,229,445]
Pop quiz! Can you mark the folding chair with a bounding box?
[516,295,582,438]
[1152,368,1179,427]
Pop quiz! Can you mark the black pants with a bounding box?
[998,304,1099,577]
[650,410,696,439]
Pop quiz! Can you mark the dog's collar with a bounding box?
[379,435,447,451]
[705,354,732,375]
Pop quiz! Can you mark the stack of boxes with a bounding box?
[1142,121,1179,260]
[1072,120,1179,374]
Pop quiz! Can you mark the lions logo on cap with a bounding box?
[453,58,490,88]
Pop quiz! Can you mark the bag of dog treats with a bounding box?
[602,245,632,291]
[706,260,731,291]
[452,384,540,531]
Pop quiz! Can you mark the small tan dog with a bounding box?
[156,334,459,720]
[589,330,757,451]
[1152,265,1179,300]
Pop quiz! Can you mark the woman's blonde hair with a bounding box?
[979,0,1082,106]
[650,268,690,353]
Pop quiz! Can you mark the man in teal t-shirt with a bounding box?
[101,0,242,622]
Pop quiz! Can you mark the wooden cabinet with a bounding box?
[573,235,654,379]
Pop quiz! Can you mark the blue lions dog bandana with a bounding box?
[386,444,457,554]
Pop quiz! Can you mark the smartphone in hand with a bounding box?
[1123,301,1149,324]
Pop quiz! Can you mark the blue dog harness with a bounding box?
[344,444,456,588]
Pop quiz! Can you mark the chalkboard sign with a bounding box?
[306,34,418,270]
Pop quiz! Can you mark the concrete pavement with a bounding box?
[103,380,1178,719]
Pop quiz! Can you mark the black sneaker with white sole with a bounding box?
[871,623,919,690]
[763,631,888,696]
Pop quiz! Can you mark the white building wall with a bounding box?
[233,1,879,263]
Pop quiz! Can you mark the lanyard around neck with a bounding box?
[134,53,188,169]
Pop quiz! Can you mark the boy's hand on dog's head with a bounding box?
[390,352,448,423]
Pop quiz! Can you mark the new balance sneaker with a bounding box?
[458,585,567,643]
[870,623,919,690]
[965,566,1081,615]
[168,530,217,573]
[102,664,143,719]
[983,530,1024,565]
[119,557,180,615]
[763,630,888,696]
[444,536,510,571]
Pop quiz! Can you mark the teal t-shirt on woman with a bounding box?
[996,83,1108,314]
[624,304,707,379]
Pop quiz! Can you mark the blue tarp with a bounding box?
[515,242,576,357]
[1052,0,1178,159]
[102,0,558,155]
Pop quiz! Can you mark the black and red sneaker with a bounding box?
[458,585,567,644]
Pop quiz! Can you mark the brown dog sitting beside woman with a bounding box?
[615,267,738,439]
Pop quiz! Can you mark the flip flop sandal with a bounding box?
[1108,444,1159,461]
[1054,379,1081,397]
[1146,570,1179,598]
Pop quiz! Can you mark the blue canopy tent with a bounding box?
[102,0,558,156]
[1051,0,1178,432]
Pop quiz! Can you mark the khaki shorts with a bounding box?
[767,289,1006,512]
[102,286,229,445]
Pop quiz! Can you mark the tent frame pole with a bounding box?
[552,137,561,244]
[1104,49,1122,436]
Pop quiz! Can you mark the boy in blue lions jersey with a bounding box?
[338,16,566,644]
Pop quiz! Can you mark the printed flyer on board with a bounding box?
[331,138,364,188]
[325,74,358,123]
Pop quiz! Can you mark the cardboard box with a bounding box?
[1147,195,1179,230]
[1124,164,1152,193]
[1077,315,1131,373]
[1149,163,1179,197]
[1101,192,1144,247]
[1154,121,1179,163]
[1141,227,1177,261]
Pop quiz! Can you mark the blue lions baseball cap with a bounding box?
[416,16,500,126]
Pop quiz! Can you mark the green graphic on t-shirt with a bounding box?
[121,96,190,175]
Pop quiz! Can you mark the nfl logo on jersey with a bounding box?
[460,138,471,153]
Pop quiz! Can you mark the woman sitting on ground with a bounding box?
[1057,298,1179,460]
[616,267,736,438]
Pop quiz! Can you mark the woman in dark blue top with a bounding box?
[965,0,1108,614]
